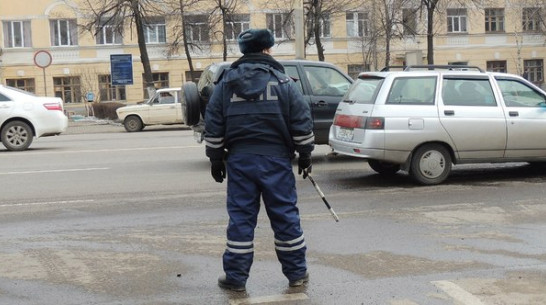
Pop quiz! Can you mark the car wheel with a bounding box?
[183,82,201,126]
[410,144,452,185]
[124,116,144,132]
[1,120,33,151]
[368,159,400,175]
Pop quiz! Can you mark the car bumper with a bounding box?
[36,114,69,137]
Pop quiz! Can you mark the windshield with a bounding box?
[344,78,383,104]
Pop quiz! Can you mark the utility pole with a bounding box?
[294,0,305,59]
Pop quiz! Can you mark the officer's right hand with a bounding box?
[211,159,226,183]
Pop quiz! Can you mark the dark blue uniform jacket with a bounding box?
[204,54,314,160]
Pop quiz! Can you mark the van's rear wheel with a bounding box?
[410,144,451,185]
[368,160,400,175]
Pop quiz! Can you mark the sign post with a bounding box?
[34,50,52,96]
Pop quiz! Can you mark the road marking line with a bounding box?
[432,280,486,305]
[229,293,308,305]
[0,167,109,175]
[0,199,95,208]
[2,146,202,156]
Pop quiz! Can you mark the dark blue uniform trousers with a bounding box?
[223,153,307,285]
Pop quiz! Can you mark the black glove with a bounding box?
[298,155,312,179]
[210,159,226,183]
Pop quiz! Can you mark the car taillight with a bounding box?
[365,117,384,129]
[43,103,63,111]
[334,114,365,128]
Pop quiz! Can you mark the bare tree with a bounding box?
[165,0,207,82]
[209,0,242,61]
[78,0,163,97]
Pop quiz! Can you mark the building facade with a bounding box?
[0,0,544,112]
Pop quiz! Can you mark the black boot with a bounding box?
[289,272,309,287]
[218,275,246,292]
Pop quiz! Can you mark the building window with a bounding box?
[143,72,169,98]
[447,9,467,33]
[185,14,210,42]
[225,14,250,40]
[522,8,541,32]
[50,19,78,46]
[308,13,330,38]
[98,75,126,101]
[346,12,368,37]
[2,20,32,48]
[96,19,122,45]
[347,64,369,79]
[185,70,202,83]
[524,59,544,85]
[267,13,293,39]
[402,9,418,36]
[53,76,81,103]
[6,78,35,93]
[144,17,166,44]
[485,8,504,32]
[486,61,507,73]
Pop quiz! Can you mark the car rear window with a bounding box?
[344,78,383,104]
[386,76,437,105]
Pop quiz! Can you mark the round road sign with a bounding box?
[34,50,52,68]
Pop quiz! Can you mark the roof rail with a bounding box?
[404,65,484,72]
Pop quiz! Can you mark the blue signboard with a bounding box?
[110,54,133,86]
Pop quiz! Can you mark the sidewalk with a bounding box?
[64,116,191,135]
[65,117,124,135]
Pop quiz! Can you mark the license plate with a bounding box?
[337,127,354,141]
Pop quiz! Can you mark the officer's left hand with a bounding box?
[211,159,226,183]
[298,155,312,179]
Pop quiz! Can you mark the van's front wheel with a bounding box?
[410,144,451,185]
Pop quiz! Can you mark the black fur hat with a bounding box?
[237,29,275,54]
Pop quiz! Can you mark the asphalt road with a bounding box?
[0,122,545,305]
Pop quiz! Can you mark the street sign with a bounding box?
[110,54,134,86]
[34,50,52,68]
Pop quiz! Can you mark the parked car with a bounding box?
[116,88,183,132]
[329,65,546,185]
[0,85,68,151]
[182,60,353,144]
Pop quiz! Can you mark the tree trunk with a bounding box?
[427,6,434,64]
[180,0,196,82]
[132,0,155,97]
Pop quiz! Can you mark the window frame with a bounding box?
[143,17,166,44]
[524,59,544,85]
[485,8,505,33]
[185,14,210,43]
[346,12,369,38]
[98,75,126,102]
[266,13,293,39]
[486,61,507,73]
[6,78,36,93]
[50,19,78,47]
[224,14,250,41]
[53,76,81,104]
[522,7,541,32]
[446,8,467,33]
[96,19,123,45]
[3,20,31,48]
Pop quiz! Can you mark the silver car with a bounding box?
[329,65,546,185]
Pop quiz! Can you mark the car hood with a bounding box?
[117,104,150,113]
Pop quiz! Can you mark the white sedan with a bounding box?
[0,85,68,151]
[116,88,184,132]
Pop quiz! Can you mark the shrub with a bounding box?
[92,102,125,120]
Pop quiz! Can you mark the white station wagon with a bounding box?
[329,65,546,185]
[116,88,183,132]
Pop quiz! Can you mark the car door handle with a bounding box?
[509,111,519,117]
[444,110,455,116]
[314,101,328,107]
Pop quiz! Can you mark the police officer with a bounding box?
[204,28,314,292]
